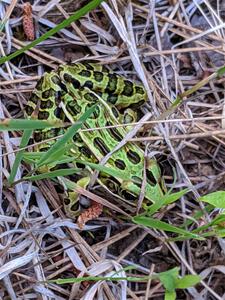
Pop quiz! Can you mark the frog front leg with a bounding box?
[62,177,91,218]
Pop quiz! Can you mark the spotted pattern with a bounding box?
[127,150,141,164]
[106,121,123,142]
[26,62,164,217]
[79,69,91,78]
[84,92,98,102]
[83,80,93,89]
[122,80,134,96]
[105,73,118,93]
[111,107,119,118]
[42,89,55,99]
[38,111,49,120]
[66,102,81,115]
[107,94,118,105]
[79,146,92,158]
[73,133,83,143]
[54,107,63,118]
[94,137,110,156]
[40,100,54,109]
[115,159,126,170]
[35,77,44,90]
[135,86,145,95]
[94,71,104,82]
[25,105,34,116]
[29,94,39,104]
[81,62,94,70]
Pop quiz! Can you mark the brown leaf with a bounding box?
[23,3,35,41]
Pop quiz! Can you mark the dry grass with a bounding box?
[1,0,225,299]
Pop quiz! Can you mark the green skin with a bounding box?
[26,62,163,217]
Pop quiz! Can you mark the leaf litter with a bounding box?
[1,1,225,299]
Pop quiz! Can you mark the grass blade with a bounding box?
[8,130,33,184]
[36,105,96,168]
[74,160,132,181]
[0,0,105,65]
[23,168,80,181]
[0,118,64,131]
[133,216,202,239]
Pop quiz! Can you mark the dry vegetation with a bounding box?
[1,0,225,299]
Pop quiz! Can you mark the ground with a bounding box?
[0,1,225,299]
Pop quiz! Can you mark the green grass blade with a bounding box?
[200,191,225,208]
[133,216,202,239]
[23,151,76,166]
[23,168,80,181]
[74,160,132,181]
[8,105,95,184]
[158,268,179,293]
[0,0,105,65]
[146,189,188,216]
[36,105,96,168]
[165,291,176,300]
[8,130,33,184]
[175,275,201,289]
[34,144,75,166]
[47,267,201,290]
[0,119,64,131]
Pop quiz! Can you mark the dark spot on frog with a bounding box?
[107,94,118,105]
[35,77,44,90]
[106,121,123,142]
[78,70,92,78]
[38,111,49,120]
[63,73,81,89]
[83,80,94,89]
[135,86,145,95]
[40,100,54,109]
[84,92,98,102]
[122,80,133,97]
[105,73,118,93]
[94,137,110,156]
[127,150,141,164]
[115,159,126,170]
[94,71,104,82]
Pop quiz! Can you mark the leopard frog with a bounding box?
[26,62,163,217]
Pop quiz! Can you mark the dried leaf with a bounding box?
[77,202,103,229]
[23,2,35,41]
